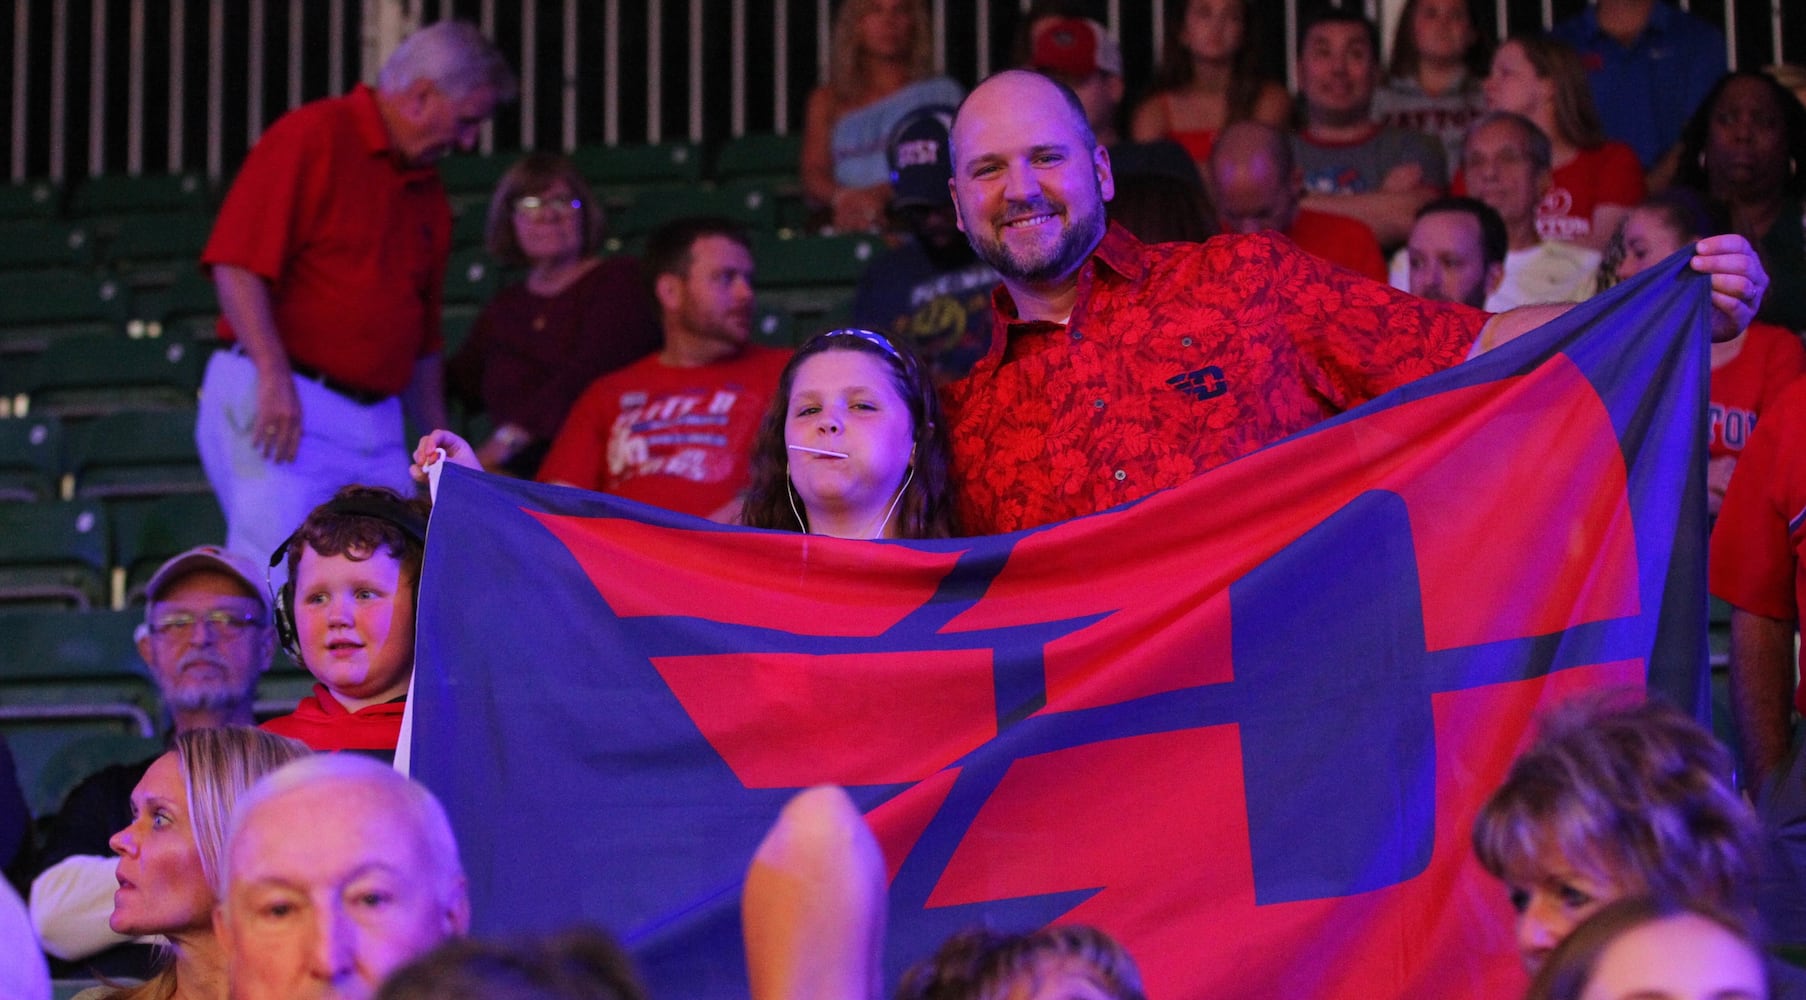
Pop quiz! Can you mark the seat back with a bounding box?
[0,501,111,609]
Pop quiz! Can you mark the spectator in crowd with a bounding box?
[377,930,648,1000]
[0,736,24,874]
[31,547,275,976]
[1006,0,1099,68]
[894,926,1147,1000]
[1029,16,1206,192]
[1674,70,1806,334]
[1550,0,1727,175]
[1207,120,1387,280]
[1399,195,1507,309]
[1600,189,1804,516]
[1373,0,1490,168]
[1771,64,1806,110]
[743,787,886,1000]
[940,68,1765,535]
[741,785,1145,1000]
[197,21,515,569]
[0,733,47,1000]
[1710,375,1806,949]
[1471,696,1770,980]
[740,329,957,540]
[262,486,430,759]
[849,107,998,382]
[78,727,309,1000]
[800,0,964,233]
[1106,171,1219,244]
[1525,897,1770,1000]
[1476,35,1644,251]
[535,218,791,521]
[1129,0,1291,170]
[1290,7,1448,248]
[1459,112,1600,311]
[0,876,48,1000]
[445,153,660,479]
[218,753,469,1000]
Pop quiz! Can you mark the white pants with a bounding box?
[196,348,417,574]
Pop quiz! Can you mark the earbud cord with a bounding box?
[863,465,914,540]
[786,473,809,533]
[786,464,914,539]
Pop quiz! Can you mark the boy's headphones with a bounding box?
[266,494,430,663]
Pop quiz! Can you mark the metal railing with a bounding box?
[2,0,1797,183]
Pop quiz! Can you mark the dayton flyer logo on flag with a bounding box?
[411,256,1710,1000]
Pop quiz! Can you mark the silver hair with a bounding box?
[376,20,518,103]
[221,753,465,907]
[1466,111,1554,173]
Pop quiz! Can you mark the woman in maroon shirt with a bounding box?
[445,153,661,478]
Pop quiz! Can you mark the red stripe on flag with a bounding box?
[652,651,997,787]
[532,513,968,636]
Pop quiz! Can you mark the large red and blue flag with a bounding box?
[411,254,1711,1000]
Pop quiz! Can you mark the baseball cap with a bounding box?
[887,106,957,210]
[1031,17,1124,79]
[143,545,273,618]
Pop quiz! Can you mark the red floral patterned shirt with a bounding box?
[943,223,1490,535]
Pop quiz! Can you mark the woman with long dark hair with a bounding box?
[740,329,956,540]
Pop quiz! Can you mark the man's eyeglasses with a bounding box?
[513,195,582,219]
[148,610,265,640]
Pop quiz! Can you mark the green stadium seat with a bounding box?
[752,231,884,288]
[0,270,131,357]
[0,415,64,502]
[573,141,705,196]
[67,171,211,219]
[442,304,481,357]
[713,132,802,184]
[19,335,204,420]
[101,211,215,288]
[615,183,781,238]
[452,201,492,249]
[0,501,111,609]
[110,493,227,606]
[65,410,207,503]
[753,306,797,349]
[131,267,220,342]
[436,151,514,196]
[0,608,161,815]
[747,233,878,324]
[445,246,503,305]
[33,730,165,819]
[0,220,95,272]
[0,179,62,220]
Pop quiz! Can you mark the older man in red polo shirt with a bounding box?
[199,20,515,567]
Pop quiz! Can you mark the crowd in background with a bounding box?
[5,0,1806,997]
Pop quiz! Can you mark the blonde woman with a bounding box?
[78,728,309,1000]
[800,0,963,232]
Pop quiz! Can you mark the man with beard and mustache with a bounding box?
[28,546,274,975]
[538,217,790,521]
[940,69,1770,536]
[850,106,998,383]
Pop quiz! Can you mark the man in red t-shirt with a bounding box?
[538,219,790,521]
[1206,120,1388,281]
[1709,375,1806,944]
[942,69,1769,536]
[198,21,515,569]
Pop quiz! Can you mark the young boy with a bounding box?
[262,484,431,760]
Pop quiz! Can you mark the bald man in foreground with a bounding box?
[217,755,468,1000]
[938,69,1770,536]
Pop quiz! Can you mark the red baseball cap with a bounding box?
[1031,17,1124,79]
